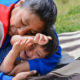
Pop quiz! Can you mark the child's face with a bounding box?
[9,7,44,36]
[19,44,48,60]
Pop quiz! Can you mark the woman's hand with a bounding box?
[12,70,37,80]
[34,33,52,45]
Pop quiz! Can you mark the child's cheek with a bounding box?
[20,51,27,59]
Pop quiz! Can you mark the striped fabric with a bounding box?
[27,31,80,80]
[59,31,80,64]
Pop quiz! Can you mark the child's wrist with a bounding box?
[11,49,20,55]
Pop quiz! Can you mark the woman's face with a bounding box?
[19,44,48,60]
[9,7,44,36]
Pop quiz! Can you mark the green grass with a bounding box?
[54,0,80,33]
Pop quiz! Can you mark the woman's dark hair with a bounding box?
[21,0,57,28]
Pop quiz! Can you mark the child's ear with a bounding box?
[15,0,25,7]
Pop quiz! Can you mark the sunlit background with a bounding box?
[54,0,80,33]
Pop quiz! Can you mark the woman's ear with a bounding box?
[15,0,25,7]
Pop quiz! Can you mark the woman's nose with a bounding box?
[17,28,25,35]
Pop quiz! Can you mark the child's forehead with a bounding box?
[29,44,43,51]
[33,44,45,53]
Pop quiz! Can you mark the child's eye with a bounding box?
[29,44,35,50]
[29,46,33,50]
[37,51,41,58]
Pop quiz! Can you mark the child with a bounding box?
[0,33,58,75]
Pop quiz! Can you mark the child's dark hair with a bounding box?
[42,28,58,58]
[21,0,57,28]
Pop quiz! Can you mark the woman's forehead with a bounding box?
[22,9,45,31]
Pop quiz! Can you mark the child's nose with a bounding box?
[27,51,33,58]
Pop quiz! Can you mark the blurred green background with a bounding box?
[54,0,80,33]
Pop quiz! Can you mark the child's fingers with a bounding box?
[25,38,33,45]
[38,41,48,45]
[34,33,52,45]
[47,36,52,40]
[20,39,27,45]
[26,43,33,49]
[34,33,40,43]
[39,34,44,41]
[14,40,21,46]
[38,34,48,45]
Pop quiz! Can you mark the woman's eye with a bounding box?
[30,30,37,34]
[21,20,27,26]
[22,22,26,26]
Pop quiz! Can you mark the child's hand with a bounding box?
[12,71,37,80]
[12,37,34,53]
[34,33,52,45]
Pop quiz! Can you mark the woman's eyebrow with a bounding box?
[25,19,30,25]
[22,18,29,25]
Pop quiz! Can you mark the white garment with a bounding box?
[0,22,4,48]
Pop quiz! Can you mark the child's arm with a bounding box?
[0,37,34,74]
[0,41,21,73]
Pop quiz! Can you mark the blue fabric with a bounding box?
[0,36,13,80]
[0,37,12,64]
[0,72,13,80]
[28,46,62,75]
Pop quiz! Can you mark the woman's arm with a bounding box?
[10,35,21,45]
[9,61,30,76]
[10,35,34,45]
[11,34,52,46]
[0,71,36,80]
